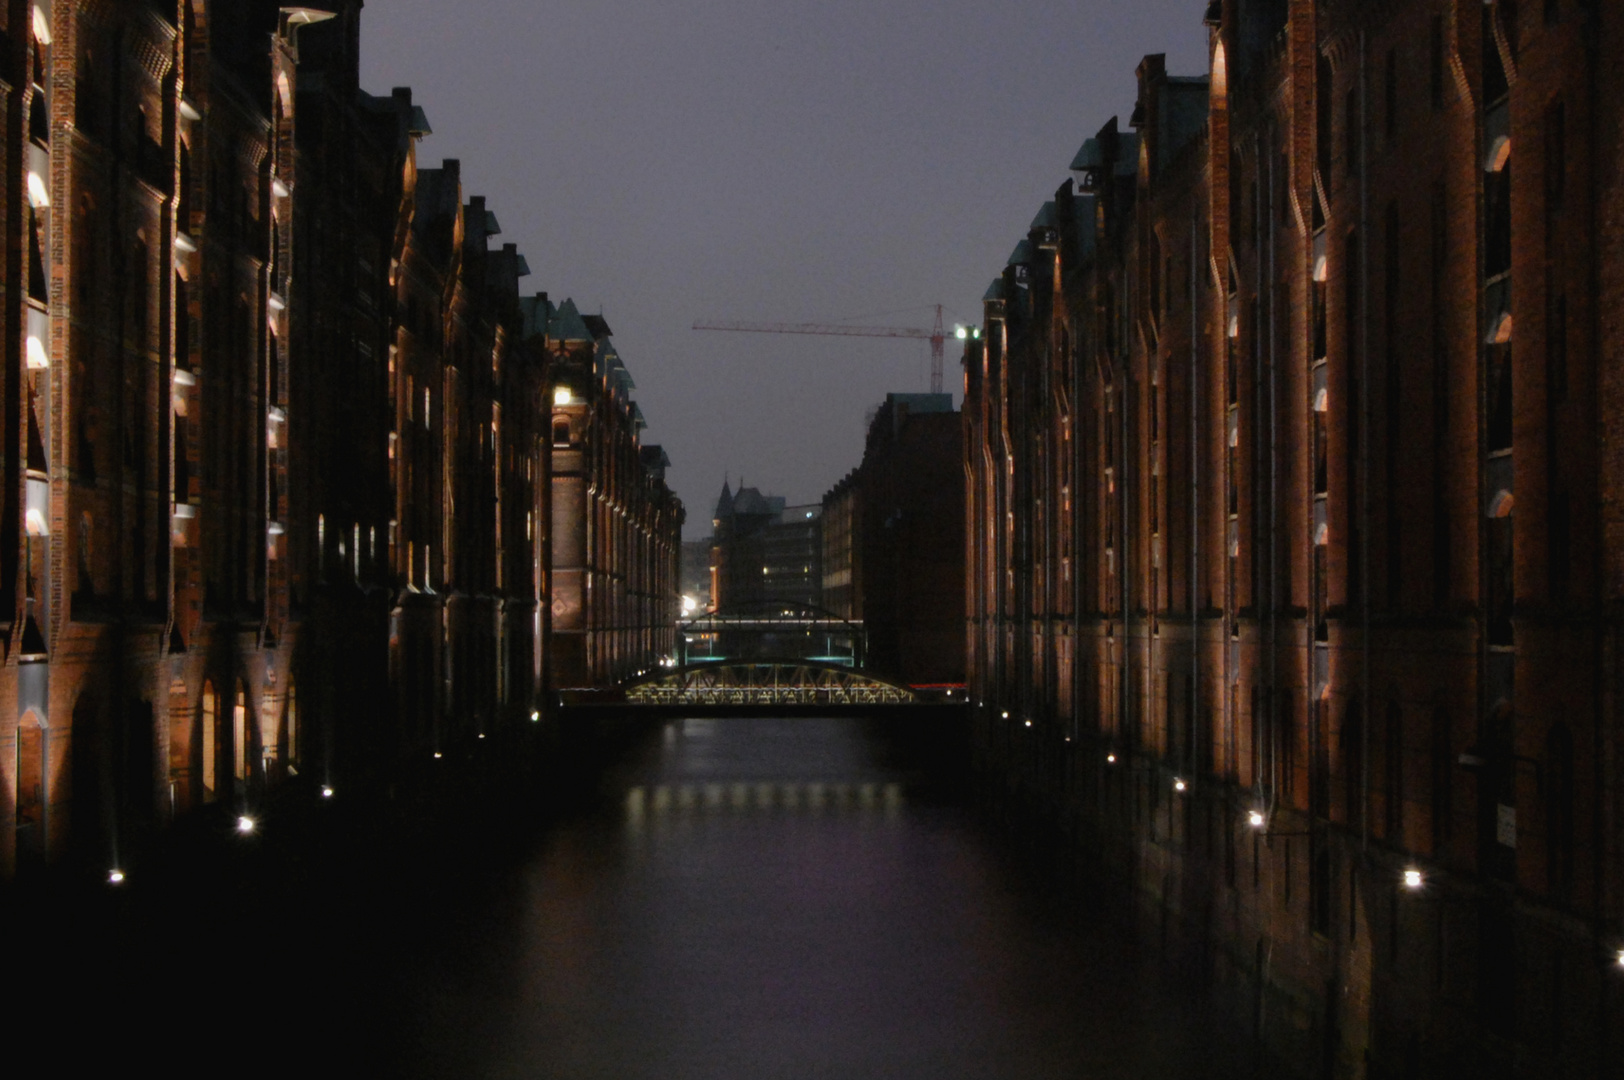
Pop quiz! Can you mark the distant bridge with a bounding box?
[623,659,917,707]
[678,601,865,668]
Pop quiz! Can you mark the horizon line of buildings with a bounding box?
[964,1,1623,1075]
[1,1,681,881]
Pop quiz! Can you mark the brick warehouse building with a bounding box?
[1,2,681,880]
[821,392,964,687]
[965,1,1624,1076]
[544,297,683,689]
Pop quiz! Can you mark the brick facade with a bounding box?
[964,2,1624,1075]
[1,2,680,880]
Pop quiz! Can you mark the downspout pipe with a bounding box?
[1191,208,1200,781]
[1359,29,1371,854]
[1268,129,1280,816]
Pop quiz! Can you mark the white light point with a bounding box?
[107,869,125,885]
[1106,753,1117,764]
[1174,778,1187,793]
[530,710,540,722]
[236,815,257,835]
[1403,868,1424,891]
[1248,810,1266,829]
[321,785,334,798]
[1001,710,1009,720]
[433,751,443,759]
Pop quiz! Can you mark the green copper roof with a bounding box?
[1007,238,1035,266]
[983,278,1005,302]
[1030,201,1057,230]
[1070,138,1103,171]
[548,298,593,343]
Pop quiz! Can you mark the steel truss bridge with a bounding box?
[624,659,917,707]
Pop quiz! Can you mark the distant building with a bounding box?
[709,482,821,610]
[821,394,964,685]
[680,538,711,614]
[821,470,861,620]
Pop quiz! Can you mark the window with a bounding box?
[1385,702,1404,842]
[200,682,218,803]
[233,684,249,782]
[1429,15,1446,108]
[1384,49,1398,143]
[1345,87,1360,177]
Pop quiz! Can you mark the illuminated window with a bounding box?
[233,684,249,782]
[200,681,218,803]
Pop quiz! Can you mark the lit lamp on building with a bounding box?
[1403,867,1425,891]
[1173,778,1187,793]
[236,815,257,835]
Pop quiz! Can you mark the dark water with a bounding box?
[378,716,1262,1079]
[31,715,1264,1077]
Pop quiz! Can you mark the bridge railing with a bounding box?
[622,659,918,706]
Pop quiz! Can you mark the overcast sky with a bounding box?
[358,0,1207,537]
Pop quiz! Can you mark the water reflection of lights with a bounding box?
[625,781,904,822]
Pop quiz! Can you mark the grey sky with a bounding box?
[359,0,1207,537]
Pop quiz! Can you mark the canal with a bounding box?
[31,714,1267,1077]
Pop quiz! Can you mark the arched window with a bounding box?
[1341,698,1364,828]
[553,418,570,446]
[1430,707,1452,853]
[17,710,47,866]
[1546,722,1575,898]
[285,685,299,768]
[1385,701,1404,843]
[233,683,249,783]
[200,681,218,803]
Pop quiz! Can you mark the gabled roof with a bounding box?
[1071,138,1104,172]
[1007,238,1035,266]
[983,278,1006,303]
[1030,202,1058,230]
[548,298,593,344]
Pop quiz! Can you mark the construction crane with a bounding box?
[693,305,950,394]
